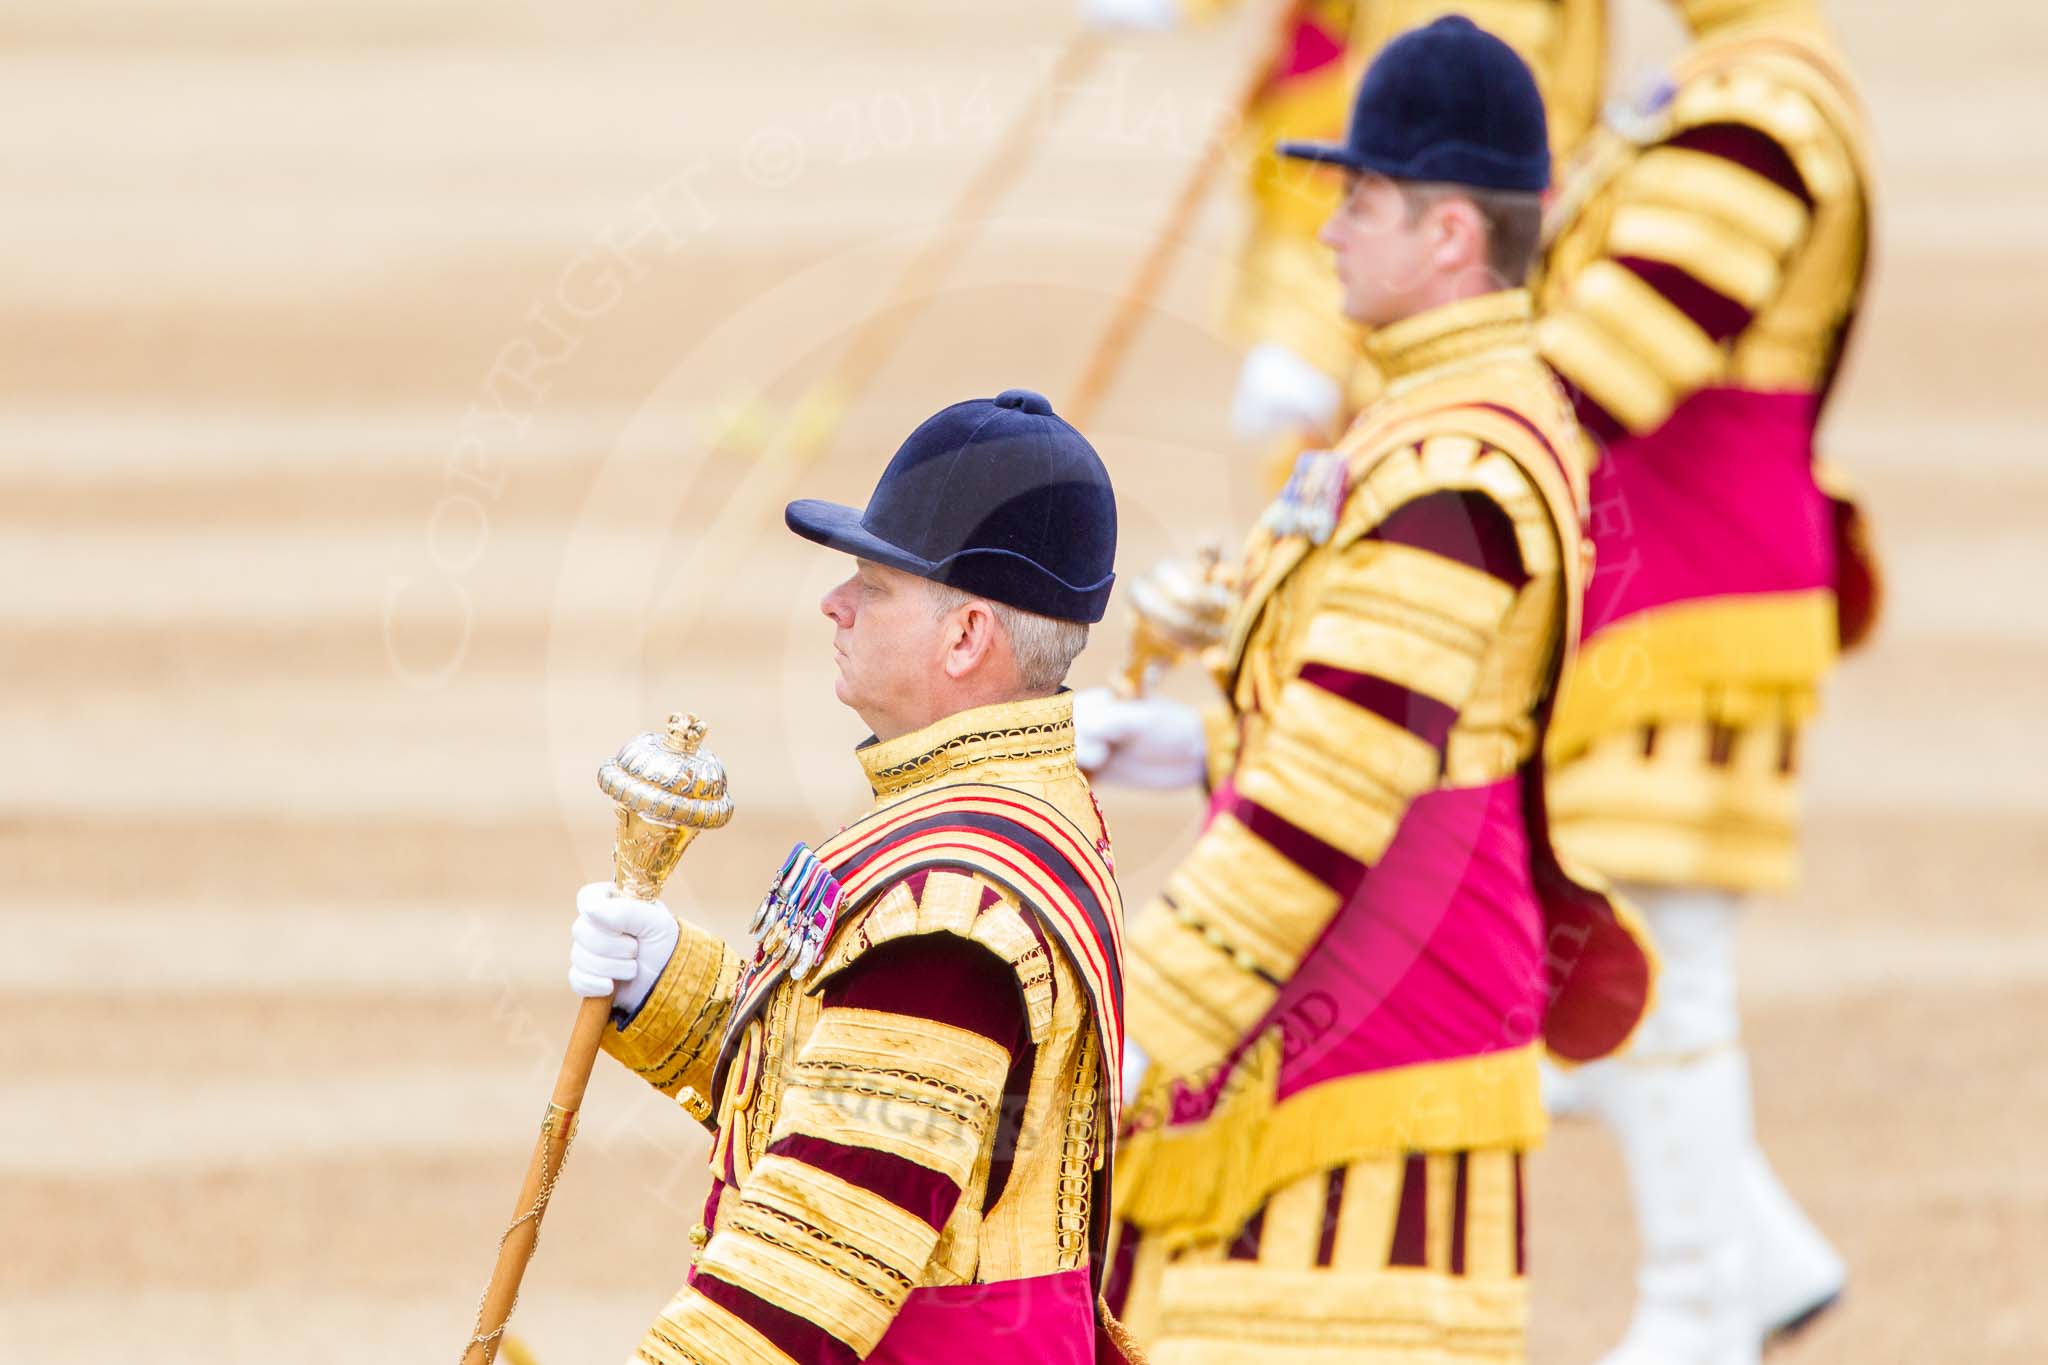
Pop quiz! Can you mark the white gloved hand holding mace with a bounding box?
[568,880,679,1014]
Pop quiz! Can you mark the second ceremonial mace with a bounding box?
[461,712,733,1365]
[1116,545,1234,697]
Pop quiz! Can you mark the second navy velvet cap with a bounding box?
[1278,15,1551,193]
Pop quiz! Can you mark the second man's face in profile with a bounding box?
[1320,172,1444,329]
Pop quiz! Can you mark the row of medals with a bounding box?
[743,841,843,990]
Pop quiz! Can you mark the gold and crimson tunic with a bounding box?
[1534,0,1877,892]
[601,693,1127,1364]
[1107,291,1653,1361]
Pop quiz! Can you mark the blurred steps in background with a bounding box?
[2,1,2046,1362]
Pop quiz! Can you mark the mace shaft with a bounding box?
[459,994,611,1365]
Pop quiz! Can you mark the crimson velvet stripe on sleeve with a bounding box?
[1299,489,1528,752]
[690,1277,863,1365]
[1305,494,1526,742]
[1214,786,1368,904]
[829,923,1037,1214]
[1667,122,1812,205]
[691,932,1031,1365]
[1298,664,1463,750]
[1368,489,1530,589]
[1566,121,1814,441]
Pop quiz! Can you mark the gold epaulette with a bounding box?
[1334,433,1562,580]
[810,868,1057,1046]
[1669,44,1867,203]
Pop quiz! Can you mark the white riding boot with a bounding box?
[1588,887,1758,1365]
[1740,1143,1845,1340]
[1591,1048,1760,1365]
[1542,1054,1599,1118]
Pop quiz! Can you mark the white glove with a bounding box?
[1121,1040,1152,1107]
[568,881,679,1014]
[1079,0,1179,29]
[1072,686,1207,790]
[1230,342,1343,441]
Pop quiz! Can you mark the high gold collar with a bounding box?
[857,692,1077,801]
[1364,289,1537,388]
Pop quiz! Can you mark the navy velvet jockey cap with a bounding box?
[785,388,1118,623]
[1278,15,1551,193]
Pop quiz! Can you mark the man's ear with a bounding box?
[941,599,1001,680]
[1432,195,1487,275]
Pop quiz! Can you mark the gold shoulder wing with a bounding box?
[810,869,1056,1045]
[1338,431,1562,581]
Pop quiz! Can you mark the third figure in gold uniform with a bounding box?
[1534,1,1878,1359]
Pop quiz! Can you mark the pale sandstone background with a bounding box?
[2,1,2043,1360]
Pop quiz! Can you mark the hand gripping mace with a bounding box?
[461,712,733,1365]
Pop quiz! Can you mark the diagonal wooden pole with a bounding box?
[730,30,1110,473]
[1063,0,1302,433]
[643,31,1113,648]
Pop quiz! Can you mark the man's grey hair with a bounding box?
[925,580,1089,692]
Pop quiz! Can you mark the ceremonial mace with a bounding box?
[1115,546,1234,698]
[461,713,733,1365]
